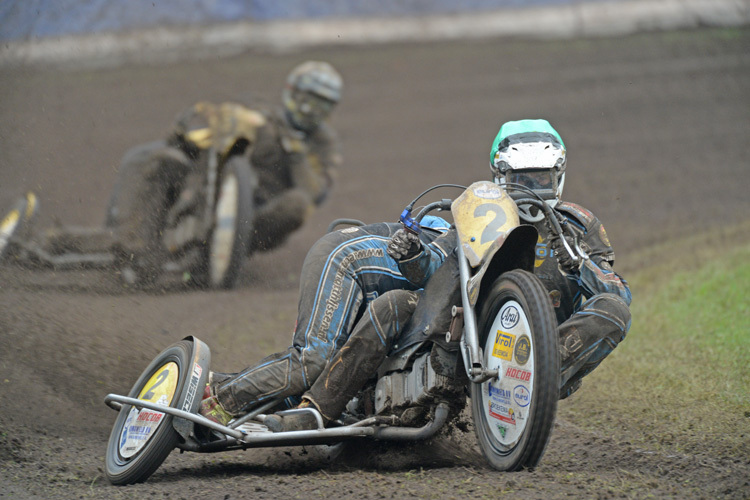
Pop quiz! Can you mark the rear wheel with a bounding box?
[193,156,255,289]
[470,270,559,471]
[105,340,192,485]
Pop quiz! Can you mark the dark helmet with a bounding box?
[282,61,342,132]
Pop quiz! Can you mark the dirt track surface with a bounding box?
[1,28,749,499]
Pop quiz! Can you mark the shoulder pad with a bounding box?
[557,201,597,227]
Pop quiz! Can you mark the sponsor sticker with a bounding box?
[505,366,531,382]
[488,384,512,405]
[492,331,515,361]
[513,384,531,407]
[488,402,516,425]
[548,289,562,308]
[534,235,547,268]
[119,408,165,458]
[514,335,531,365]
[472,183,503,200]
[500,305,520,329]
[181,363,204,412]
[599,224,611,247]
[496,424,508,438]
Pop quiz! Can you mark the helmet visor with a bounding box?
[294,90,336,121]
[506,170,558,199]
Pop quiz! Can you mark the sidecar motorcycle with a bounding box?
[104,181,587,484]
[2,103,264,289]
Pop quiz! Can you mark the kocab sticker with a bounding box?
[492,331,516,361]
[505,366,531,382]
[514,335,531,365]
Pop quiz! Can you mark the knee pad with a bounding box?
[559,293,631,380]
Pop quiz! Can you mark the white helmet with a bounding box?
[490,119,567,208]
[282,61,342,132]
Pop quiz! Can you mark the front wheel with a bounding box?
[470,270,559,471]
[193,156,255,289]
[105,340,193,485]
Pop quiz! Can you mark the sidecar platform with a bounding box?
[105,394,449,452]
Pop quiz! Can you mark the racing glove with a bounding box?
[387,228,422,261]
[550,235,582,274]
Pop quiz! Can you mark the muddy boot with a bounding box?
[199,395,234,426]
[208,371,235,386]
[264,401,325,432]
[559,378,582,400]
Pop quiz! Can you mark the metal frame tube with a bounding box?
[105,394,246,440]
[371,403,449,441]
[106,393,452,450]
[457,245,482,378]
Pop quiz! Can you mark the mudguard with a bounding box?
[382,224,538,374]
[171,336,211,440]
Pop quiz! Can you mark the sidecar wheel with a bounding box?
[193,156,255,289]
[105,340,193,485]
[470,270,559,471]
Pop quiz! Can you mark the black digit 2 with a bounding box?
[143,368,170,400]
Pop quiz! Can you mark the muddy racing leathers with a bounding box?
[489,118,631,399]
[211,217,455,417]
[298,198,631,419]
[532,201,631,398]
[166,100,341,254]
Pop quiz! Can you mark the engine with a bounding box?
[374,351,464,421]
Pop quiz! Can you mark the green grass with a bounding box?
[559,222,750,457]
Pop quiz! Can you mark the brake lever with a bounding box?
[399,208,421,235]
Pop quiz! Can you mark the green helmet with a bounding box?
[282,61,342,133]
[490,119,567,206]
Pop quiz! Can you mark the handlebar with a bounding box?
[398,183,588,264]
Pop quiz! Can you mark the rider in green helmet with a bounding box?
[490,119,631,398]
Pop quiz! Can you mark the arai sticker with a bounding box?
[492,331,516,361]
[500,305,520,329]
